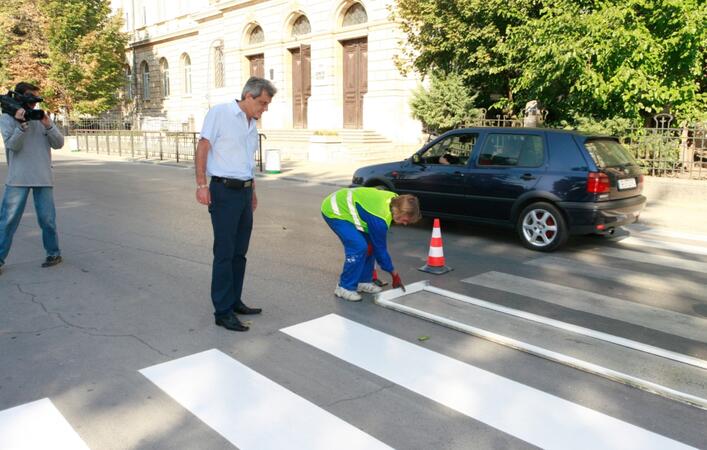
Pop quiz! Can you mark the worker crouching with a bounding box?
[321,187,421,301]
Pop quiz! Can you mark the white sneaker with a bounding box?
[335,286,362,302]
[357,282,383,294]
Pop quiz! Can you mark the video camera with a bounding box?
[0,90,45,121]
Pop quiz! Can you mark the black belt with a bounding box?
[211,176,253,189]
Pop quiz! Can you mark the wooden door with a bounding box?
[290,45,311,128]
[342,38,367,129]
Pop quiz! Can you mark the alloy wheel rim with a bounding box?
[522,209,558,247]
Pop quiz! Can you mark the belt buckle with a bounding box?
[243,180,252,188]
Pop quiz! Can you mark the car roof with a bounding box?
[448,127,617,140]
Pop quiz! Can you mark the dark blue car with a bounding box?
[351,128,646,251]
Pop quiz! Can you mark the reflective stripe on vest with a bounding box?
[346,189,364,231]
[330,194,341,216]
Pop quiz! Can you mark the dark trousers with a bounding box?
[209,181,253,317]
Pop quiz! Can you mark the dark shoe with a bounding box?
[215,313,249,332]
[233,304,262,315]
[41,256,63,268]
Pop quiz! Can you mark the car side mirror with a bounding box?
[412,154,421,164]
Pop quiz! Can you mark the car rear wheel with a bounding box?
[517,202,567,252]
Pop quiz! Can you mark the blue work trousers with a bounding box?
[323,215,374,291]
[209,181,253,317]
[0,186,60,265]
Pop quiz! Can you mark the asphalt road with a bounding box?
[1,155,705,449]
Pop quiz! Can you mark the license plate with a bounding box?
[618,178,637,190]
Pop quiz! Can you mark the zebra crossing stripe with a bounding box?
[0,398,89,450]
[281,314,697,450]
[463,271,707,343]
[140,349,391,450]
[525,256,705,298]
[582,246,707,274]
[617,236,707,256]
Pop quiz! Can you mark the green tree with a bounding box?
[410,70,482,133]
[504,0,707,123]
[42,0,128,115]
[393,0,706,124]
[0,0,50,93]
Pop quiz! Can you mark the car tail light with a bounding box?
[587,172,610,193]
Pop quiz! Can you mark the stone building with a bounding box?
[112,0,422,160]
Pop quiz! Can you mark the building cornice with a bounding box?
[130,28,199,49]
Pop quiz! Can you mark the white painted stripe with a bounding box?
[424,283,707,369]
[525,256,706,299]
[346,189,364,231]
[432,227,441,238]
[584,246,707,274]
[330,194,341,216]
[428,246,444,257]
[0,398,90,450]
[463,271,707,343]
[140,349,391,450]
[372,291,707,411]
[618,236,707,256]
[627,225,707,243]
[282,314,697,450]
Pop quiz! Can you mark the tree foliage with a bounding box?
[0,0,50,92]
[0,0,127,115]
[410,71,482,133]
[393,0,707,124]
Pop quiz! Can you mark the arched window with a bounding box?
[292,15,311,37]
[249,25,264,45]
[212,40,225,88]
[181,53,192,94]
[159,58,170,97]
[124,65,133,100]
[140,61,150,100]
[343,3,367,27]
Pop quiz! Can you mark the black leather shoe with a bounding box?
[215,313,249,332]
[41,256,63,268]
[233,304,262,315]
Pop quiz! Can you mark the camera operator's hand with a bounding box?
[14,108,26,122]
[40,112,52,129]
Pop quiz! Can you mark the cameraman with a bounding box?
[0,82,64,275]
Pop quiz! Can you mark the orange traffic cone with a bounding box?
[419,218,452,275]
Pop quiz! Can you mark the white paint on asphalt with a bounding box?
[525,256,706,299]
[585,246,707,274]
[626,225,707,244]
[0,398,90,450]
[617,236,707,256]
[463,271,707,343]
[140,349,391,450]
[281,314,697,450]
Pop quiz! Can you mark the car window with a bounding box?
[421,134,477,165]
[584,139,638,169]
[478,134,544,167]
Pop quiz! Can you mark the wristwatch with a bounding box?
[197,184,208,189]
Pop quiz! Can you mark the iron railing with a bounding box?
[73,129,264,170]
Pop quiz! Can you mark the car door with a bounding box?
[391,132,478,216]
[465,131,547,221]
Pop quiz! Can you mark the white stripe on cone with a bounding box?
[429,247,444,257]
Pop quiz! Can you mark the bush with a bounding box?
[410,71,482,134]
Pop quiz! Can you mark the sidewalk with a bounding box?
[3,148,707,234]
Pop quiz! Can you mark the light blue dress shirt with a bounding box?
[200,101,258,180]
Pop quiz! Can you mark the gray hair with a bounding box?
[241,76,277,100]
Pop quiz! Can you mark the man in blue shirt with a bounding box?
[195,77,276,331]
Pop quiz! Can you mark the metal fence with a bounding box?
[621,115,707,180]
[73,129,265,170]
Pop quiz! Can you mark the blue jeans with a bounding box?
[323,215,374,291]
[0,186,60,265]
